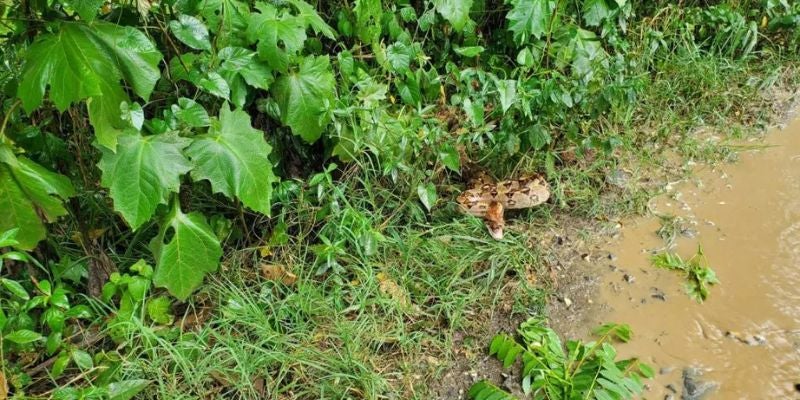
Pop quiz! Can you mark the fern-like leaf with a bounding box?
[489,334,525,368]
[468,380,519,400]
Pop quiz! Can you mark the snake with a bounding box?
[456,172,551,240]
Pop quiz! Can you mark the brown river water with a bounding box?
[585,115,800,399]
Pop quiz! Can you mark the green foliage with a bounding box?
[472,318,652,400]
[470,380,519,400]
[18,22,162,149]
[150,203,222,300]
[186,104,276,214]
[651,245,719,302]
[0,0,797,395]
[0,146,75,249]
[98,132,192,230]
[272,55,336,142]
[0,229,148,398]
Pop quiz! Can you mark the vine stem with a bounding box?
[0,99,22,144]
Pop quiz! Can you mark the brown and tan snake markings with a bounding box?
[456,173,550,240]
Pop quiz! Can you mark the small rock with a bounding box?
[681,228,698,238]
[609,264,618,272]
[608,253,618,261]
[651,288,667,301]
[665,383,678,392]
[745,335,767,346]
[682,367,718,400]
[624,274,636,284]
[606,169,631,189]
[564,297,573,308]
[664,395,675,400]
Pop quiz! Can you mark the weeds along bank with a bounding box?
[0,1,798,398]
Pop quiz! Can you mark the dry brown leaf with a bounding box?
[260,263,298,285]
[0,370,7,400]
[377,273,410,307]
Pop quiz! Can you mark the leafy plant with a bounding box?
[470,318,653,400]
[651,245,719,302]
[0,229,149,398]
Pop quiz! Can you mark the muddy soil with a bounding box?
[569,108,800,399]
[433,88,800,399]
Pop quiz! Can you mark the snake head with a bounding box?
[484,201,505,240]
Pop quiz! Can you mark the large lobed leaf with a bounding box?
[98,132,192,230]
[186,104,276,215]
[0,146,75,250]
[506,0,554,43]
[18,22,162,149]
[271,55,335,143]
[246,2,307,73]
[150,204,222,301]
[434,0,474,31]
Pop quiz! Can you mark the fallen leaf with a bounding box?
[0,370,7,400]
[377,274,410,307]
[260,264,297,285]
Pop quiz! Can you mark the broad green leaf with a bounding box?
[218,47,274,104]
[186,104,276,215]
[51,352,70,378]
[5,329,44,344]
[199,71,231,100]
[495,79,517,113]
[354,0,382,43]
[0,228,19,248]
[386,42,412,73]
[507,0,553,43]
[583,0,610,27]
[198,0,250,48]
[1,278,30,300]
[98,132,192,230]
[272,56,335,142]
[0,146,75,250]
[434,0,473,31]
[516,47,535,66]
[417,183,437,211]
[438,144,461,173]
[527,124,551,150]
[64,0,104,21]
[247,2,307,73]
[285,0,337,39]
[454,46,485,57]
[146,296,174,325]
[172,98,210,127]
[108,379,151,400]
[170,15,212,51]
[71,349,93,370]
[121,102,145,131]
[18,22,162,149]
[150,204,222,300]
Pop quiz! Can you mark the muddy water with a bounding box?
[588,116,800,398]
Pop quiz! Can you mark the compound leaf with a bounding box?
[272,55,334,143]
[98,132,192,230]
[186,104,276,215]
[150,204,222,301]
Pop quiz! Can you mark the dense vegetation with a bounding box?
[0,0,798,398]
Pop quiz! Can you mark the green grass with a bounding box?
[101,53,800,399]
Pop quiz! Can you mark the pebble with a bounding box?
[623,274,635,284]
[564,297,573,308]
